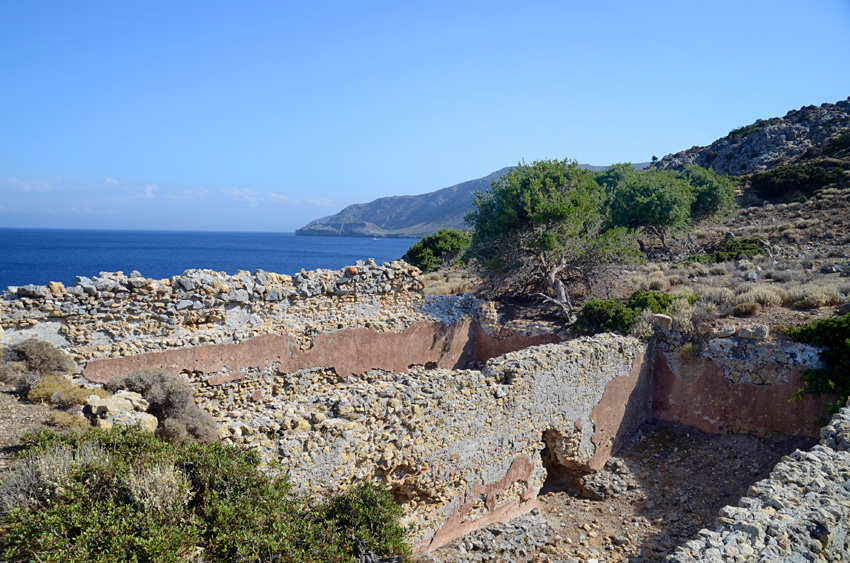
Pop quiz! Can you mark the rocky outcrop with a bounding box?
[654,98,850,175]
[666,399,850,562]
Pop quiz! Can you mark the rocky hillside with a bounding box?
[296,163,649,238]
[654,97,850,175]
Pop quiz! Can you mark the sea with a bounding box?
[0,229,419,291]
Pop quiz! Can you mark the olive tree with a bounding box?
[404,229,471,273]
[466,159,639,317]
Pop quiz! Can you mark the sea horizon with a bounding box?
[0,228,419,291]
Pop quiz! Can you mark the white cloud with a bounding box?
[269,192,334,206]
[105,178,123,186]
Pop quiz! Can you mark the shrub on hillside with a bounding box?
[106,369,218,443]
[572,299,637,336]
[788,313,850,415]
[626,289,677,314]
[404,229,471,274]
[0,426,411,562]
[686,237,767,264]
[823,132,850,157]
[750,160,845,201]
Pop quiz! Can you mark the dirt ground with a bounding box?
[529,420,816,562]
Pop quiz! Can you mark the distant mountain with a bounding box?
[296,163,650,238]
[654,98,850,175]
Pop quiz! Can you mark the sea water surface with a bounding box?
[0,229,418,290]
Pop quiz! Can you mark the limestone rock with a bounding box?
[737,324,769,340]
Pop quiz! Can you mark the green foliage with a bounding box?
[750,160,845,201]
[466,159,639,309]
[1,426,410,562]
[686,237,767,264]
[822,132,850,157]
[680,165,737,219]
[609,168,695,232]
[322,482,411,559]
[404,228,471,273]
[572,299,637,336]
[594,162,636,192]
[787,313,850,415]
[4,339,75,376]
[106,368,219,443]
[626,289,677,314]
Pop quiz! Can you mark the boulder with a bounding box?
[737,324,770,340]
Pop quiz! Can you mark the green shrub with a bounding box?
[106,368,218,443]
[823,132,850,157]
[787,313,850,415]
[626,289,677,314]
[572,299,637,336]
[321,481,411,559]
[750,160,845,201]
[1,426,410,562]
[686,237,767,264]
[404,228,471,273]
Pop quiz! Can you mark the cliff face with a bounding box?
[654,98,850,175]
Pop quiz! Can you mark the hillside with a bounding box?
[654,98,850,175]
[296,163,649,238]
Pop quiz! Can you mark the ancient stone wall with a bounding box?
[666,399,850,562]
[186,334,650,551]
[653,333,830,438]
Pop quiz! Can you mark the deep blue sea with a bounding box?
[0,229,419,290]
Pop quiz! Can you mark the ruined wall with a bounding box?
[186,334,650,551]
[667,399,850,562]
[653,331,830,438]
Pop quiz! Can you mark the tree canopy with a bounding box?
[466,159,639,315]
[404,229,471,273]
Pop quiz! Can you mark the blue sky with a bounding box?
[2,1,849,232]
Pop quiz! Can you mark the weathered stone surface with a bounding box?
[737,324,769,340]
[87,391,148,415]
[655,98,850,175]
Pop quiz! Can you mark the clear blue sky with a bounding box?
[2,1,849,232]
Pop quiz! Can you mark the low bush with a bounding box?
[627,289,676,314]
[47,410,92,434]
[782,281,845,310]
[823,132,850,157]
[106,368,218,443]
[733,302,761,317]
[3,339,75,376]
[404,229,471,274]
[27,375,108,406]
[787,313,850,415]
[0,426,411,562]
[0,361,26,384]
[572,299,637,336]
[750,160,846,201]
[686,237,767,264]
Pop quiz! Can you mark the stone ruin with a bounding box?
[2,260,848,559]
